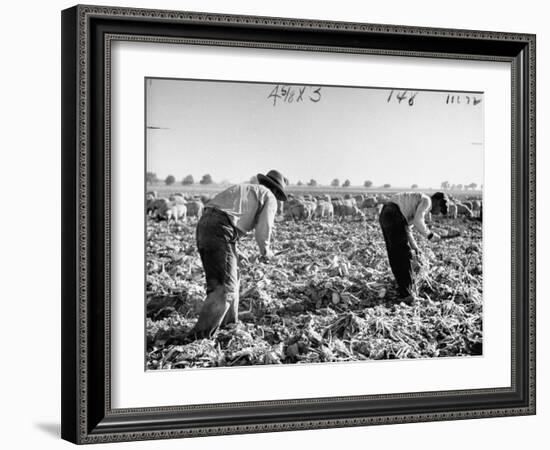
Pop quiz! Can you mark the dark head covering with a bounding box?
[431,191,448,215]
[257,170,288,201]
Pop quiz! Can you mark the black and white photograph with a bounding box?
[145,78,484,370]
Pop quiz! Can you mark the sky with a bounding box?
[146,78,484,189]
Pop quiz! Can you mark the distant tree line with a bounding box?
[146,172,158,184]
[182,175,194,185]
[146,172,217,186]
[147,171,478,190]
[440,181,480,191]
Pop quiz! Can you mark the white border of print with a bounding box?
[111,41,511,409]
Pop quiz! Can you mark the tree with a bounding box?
[468,182,478,190]
[411,184,418,189]
[331,178,340,187]
[343,179,351,187]
[182,174,194,185]
[364,180,373,188]
[249,175,258,184]
[441,181,450,190]
[308,179,318,187]
[165,175,175,186]
[456,184,463,190]
[383,183,391,188]
[297,180,303,186]
[146,172,158,184]
[200,174,213,185]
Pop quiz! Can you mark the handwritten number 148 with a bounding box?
[387,90,418,106]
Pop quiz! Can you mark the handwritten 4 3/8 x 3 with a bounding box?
[268,85,322,106]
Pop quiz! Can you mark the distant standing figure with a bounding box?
[378,192,448,303]
[188,170,288,339]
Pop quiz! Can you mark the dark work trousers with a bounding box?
[379,202,414,297]
[189,208,241,339]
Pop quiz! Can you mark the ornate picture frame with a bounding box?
[61,5,535,444]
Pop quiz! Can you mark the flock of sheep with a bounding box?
[146,190,482,223]
[281,193,481,221]
[146,192,205,222]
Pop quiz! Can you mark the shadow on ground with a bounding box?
[35,422,60,438]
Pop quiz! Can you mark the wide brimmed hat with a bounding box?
[257,169,288,201]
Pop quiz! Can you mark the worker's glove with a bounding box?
[411,248,423,270]
[429,232,441,242]
[260,249,274,262]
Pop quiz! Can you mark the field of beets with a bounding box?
[146,213,483,370]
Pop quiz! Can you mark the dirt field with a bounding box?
[145,209,483,370]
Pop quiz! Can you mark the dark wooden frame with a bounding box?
[61,4,536,444]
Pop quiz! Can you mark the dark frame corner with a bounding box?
[62,4,535,444]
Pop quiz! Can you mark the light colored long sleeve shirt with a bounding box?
[206,184,277,255]
[390,192,432,237]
